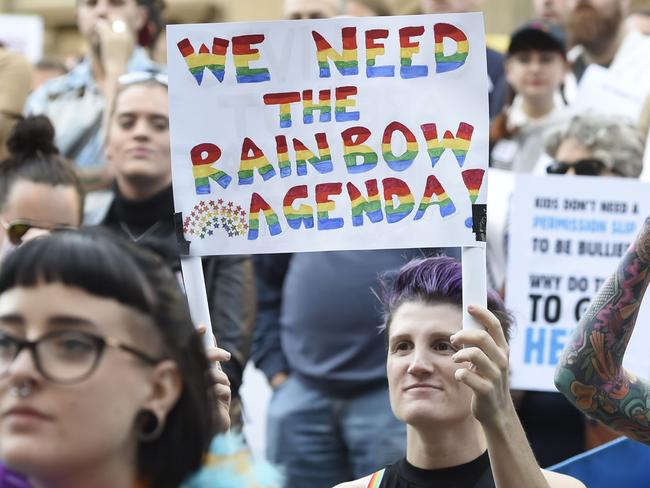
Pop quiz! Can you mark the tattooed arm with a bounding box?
[555,217,650,443]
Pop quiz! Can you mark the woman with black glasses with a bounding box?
[0,116,84,262]
[0,228,215,488]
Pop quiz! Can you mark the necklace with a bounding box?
[119,219,163,242]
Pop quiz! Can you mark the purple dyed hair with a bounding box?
[380,256,512,343]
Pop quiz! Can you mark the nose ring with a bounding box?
[10,382,35,398]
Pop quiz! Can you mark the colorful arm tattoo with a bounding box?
[555,217,650,443]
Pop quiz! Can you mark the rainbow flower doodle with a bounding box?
[183,199,248,240]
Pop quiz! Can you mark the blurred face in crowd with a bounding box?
[420,0,483,13]
[565,0,627,52]
[105,82,171,199]
[0,181,81,260]
[387,302,475,429]
[345,0,381,16]
[285,0,339,19]
[550,137,619,176]
[505,50,567,101]
[0,282,178,482]
[533,0,567,23]
[76,0,146,50]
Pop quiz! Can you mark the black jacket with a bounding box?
[85,186,254,396]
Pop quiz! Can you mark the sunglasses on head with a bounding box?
[546,158,610,176]
[118,71,168,87]
[0,219,76,246]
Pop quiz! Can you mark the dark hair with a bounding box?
[0,116,84,221]
[507,22,566,58]
[381,256,512,343]
[0,228,214,488]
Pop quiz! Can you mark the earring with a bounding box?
[137,409,165,442]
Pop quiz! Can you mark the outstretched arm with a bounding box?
[555,217,650,443]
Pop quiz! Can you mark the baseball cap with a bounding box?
[508,20,566,57]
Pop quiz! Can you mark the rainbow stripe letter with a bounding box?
[462,169,485,203]
[293,133,333,176]
[420,122,474,168]
[312,28,359,78]
[365,29,394,78]
[275,136,291,178]
[283,185,314,230]
[399,26,428,79]
[238,137,277,185]
[383,178,415,223]
[177,38,229,85]
[264,92,301,128]
[346,180,383,227]
[302,89,332,124]
[316,183,344,230]
[335,86,360,122]
[434,23,469,73]
[382,121,419,172]
[232,34,271,83]
[341,126,378,174]
[248,192,282,240]
[191,143,232,194]
[414,175,456,220]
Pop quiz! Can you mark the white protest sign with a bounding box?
[0,15,43,63]
[506,174,650,391]
[166,13,489,256]
[572,64,650,124]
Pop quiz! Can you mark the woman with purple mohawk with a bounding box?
[338,257,583,488]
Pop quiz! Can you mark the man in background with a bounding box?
[563,0,650,97]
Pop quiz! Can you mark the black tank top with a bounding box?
[376,451,495,488]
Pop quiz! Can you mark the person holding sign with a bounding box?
[555,218,650,444]
[337,257,584,488]
[0,229,215,488]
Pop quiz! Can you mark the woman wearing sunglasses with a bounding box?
[0,228,215,488]
[542,113,644,178]
[0,116,84,262]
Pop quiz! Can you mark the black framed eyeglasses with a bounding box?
[0,330,161,384]
[0,219,76,246]
[546,158,610,176]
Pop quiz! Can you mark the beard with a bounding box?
[566,1,623,55]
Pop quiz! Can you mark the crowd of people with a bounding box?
[1,0,650,487]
